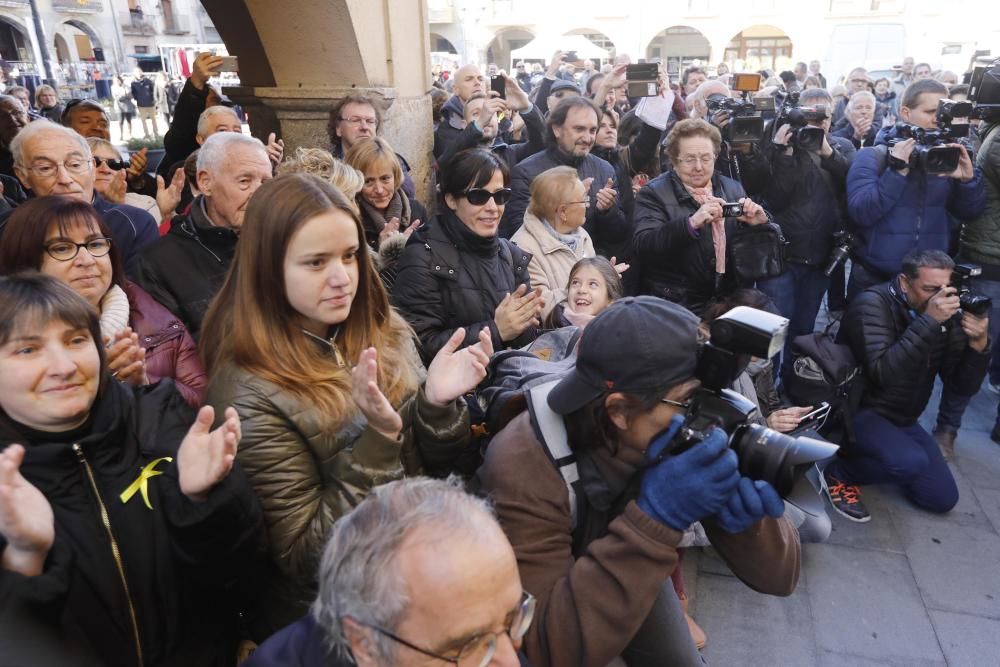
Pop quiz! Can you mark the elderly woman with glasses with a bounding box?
[86,137,184,225]
[393,148,542,364]
[0,197,206,406]
[632,118,773,315]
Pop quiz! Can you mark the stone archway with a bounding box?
[563,28,616,62]
[723,24,794,75]
[54,33,71,64]
[486,27,535,71]
[62,19,103,59]
[0,16,34,66]
[646,26,711,83]
[430,32,459,55]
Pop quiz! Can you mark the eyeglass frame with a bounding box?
[338,115,378,127]
[44,237,113,262]
[93,155,130,171]
[22,156,93,179]
[675,154,717,167]
[560,199,591,209]
[660,397,691,411]
[461,187,513,206]
[355,590,536,667]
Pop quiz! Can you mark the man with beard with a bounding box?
[500,97,629,255]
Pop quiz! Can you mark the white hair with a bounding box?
[9,120,91,169]
[196,132,266,176]
[86,136,121,160]
[311,477,499,664]
[196,104,241,138]
[847,90,876,110]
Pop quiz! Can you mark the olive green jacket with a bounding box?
[960,123,1000,267]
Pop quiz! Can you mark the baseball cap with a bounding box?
[547,296,702,415]
[549,79,581,95]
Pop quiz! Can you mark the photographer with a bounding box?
[759,89,856,361]
[845,79,985,301]
[687,79,772,198]
[822,250,990,522]
[633,118,776,315]
[477,296,800,667]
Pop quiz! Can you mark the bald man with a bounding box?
[434,63,485,159]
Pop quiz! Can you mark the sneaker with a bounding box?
[933,428,957,462]
[820,467,871,522]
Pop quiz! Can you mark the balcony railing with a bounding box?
[121,11,156,36]
[161,12,193,35]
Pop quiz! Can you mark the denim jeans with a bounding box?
[936,276,1000,432]
[758,263,830,372]
[827,408,959,513]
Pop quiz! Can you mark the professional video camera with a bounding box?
[889,122,963,174]
[706,72,766,143]
[951,264,993,318]
[968,57,1000,122]
[773,90,828,152]
[936,99,974,138]
[661,307,839,498]
[823,230,857,277]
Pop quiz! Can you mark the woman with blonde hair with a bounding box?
[200,173,490,640]
[34,83,63,123]
[277,147,365,207]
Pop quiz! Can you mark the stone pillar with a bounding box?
[200,0,434,205]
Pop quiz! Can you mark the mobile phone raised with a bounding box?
[490,74,506,100]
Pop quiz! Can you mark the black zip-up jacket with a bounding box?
[133,196,238,339]
[633,170,776,314]
[156,79,209,180]
[765,135,855,266]
[436,104,547,170]
[131,77,156,108]
[839,278,991,425]
[392,211,537,364]
[0,380,265,667]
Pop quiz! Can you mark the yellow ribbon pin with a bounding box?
[120,457,173,510]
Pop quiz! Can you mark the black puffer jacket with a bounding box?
[632,170,776,314]
[0,380,265,667]
[133,196,237,339]
[765,135,855,266]
[392,211,536,364]
[839,279,991,425]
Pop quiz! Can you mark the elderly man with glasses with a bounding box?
[3,120,158,277]
[246,477,534,667]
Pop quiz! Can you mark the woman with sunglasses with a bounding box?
[393,148,542,364]
[0,197,207,407]
[87,138,184,225]
[199,174,491,640]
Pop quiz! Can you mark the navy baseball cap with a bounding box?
[549,79,581,95]
[547,296,702,415]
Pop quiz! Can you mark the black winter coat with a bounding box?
[133,196,237,339]
[715,140,771,198]
[765,135,855,266]
[501,146,632,253]
[633,170,774,314]
[839,279,991,425]
[157,79,209,180]
[392,212,537,364]
[436,104,547,170]
[0,381,264,667]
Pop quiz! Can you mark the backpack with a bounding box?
[782,326,864,447]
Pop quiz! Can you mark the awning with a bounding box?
[510,35,609,62]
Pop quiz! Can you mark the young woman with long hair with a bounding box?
[199,173,491,640]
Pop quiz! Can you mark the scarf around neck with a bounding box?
[443,209,500,257]
[685,183,726,275]
[540,216,584,254]
[359,190,410,241]
[99,284,130,340]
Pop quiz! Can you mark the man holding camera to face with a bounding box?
[822,250,990,522]
[758,88,856,364]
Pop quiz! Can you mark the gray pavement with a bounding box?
[684,380,1000,666]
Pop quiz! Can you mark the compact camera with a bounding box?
[721,202,744,217]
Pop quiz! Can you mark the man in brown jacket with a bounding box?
[478,296,801,666]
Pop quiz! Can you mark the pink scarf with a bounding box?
[686,185,726,275]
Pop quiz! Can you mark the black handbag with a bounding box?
[729,223,787,282]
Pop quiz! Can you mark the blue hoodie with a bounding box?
[846,125,985,275]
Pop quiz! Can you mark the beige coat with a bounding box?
[511,211,595,318]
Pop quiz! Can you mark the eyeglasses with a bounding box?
[24,157,92,179]
[849,78,869,85]
[561,199,590,209]
[94,156,129,171]
[462,187,513,206]
[339,116,378,127]
[676,154,716,167]
[660,397,691,411]
[359,591,535,667]
[44,237,113,262]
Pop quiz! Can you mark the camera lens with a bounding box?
[922,145,961,174]
[730,424,839,496]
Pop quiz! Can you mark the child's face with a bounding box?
[567,266,611,316]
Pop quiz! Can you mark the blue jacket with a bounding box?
[846,125,986,275]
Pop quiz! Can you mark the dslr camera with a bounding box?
[664,307,839,497]
[951,264,993,317]
[773,90,828,152]
[823,230,857,277]
[706,73,766,143]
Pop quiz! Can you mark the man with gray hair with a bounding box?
[3,120,158,275]
[134,131,272,337]
[832,89,880,149]
[246,477,532,667]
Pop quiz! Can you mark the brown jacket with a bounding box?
[478,411,801,667]
[205,341,472,640]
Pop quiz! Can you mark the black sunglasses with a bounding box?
[94,156,129,171]
[462,187,512,206]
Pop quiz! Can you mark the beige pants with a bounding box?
[137,106,159,138]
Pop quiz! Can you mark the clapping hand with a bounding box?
[595,178,617,212]
[608,256,630,276]
[0,445,53,576]
[126,147,148,186]
[156,167,185,221]
[425,327,494,407]
[494,284,544,342]
[177,406,241,502]
[352,347,403,440]
[105,169,128,204]
[105,328,148,386]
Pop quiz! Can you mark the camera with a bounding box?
[774,90,828,152]
[889,121,963,174]
[968,57,1000,122]
[951,264,993,317]
[823,230,857,277]
[721,202,744,217]
[936,99,973,138]
[706,94,765,143]
[664,307,839,497]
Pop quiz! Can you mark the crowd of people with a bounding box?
[0,43,998,667]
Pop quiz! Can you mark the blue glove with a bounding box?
[715,477,785,534]
[637,416,741,531]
